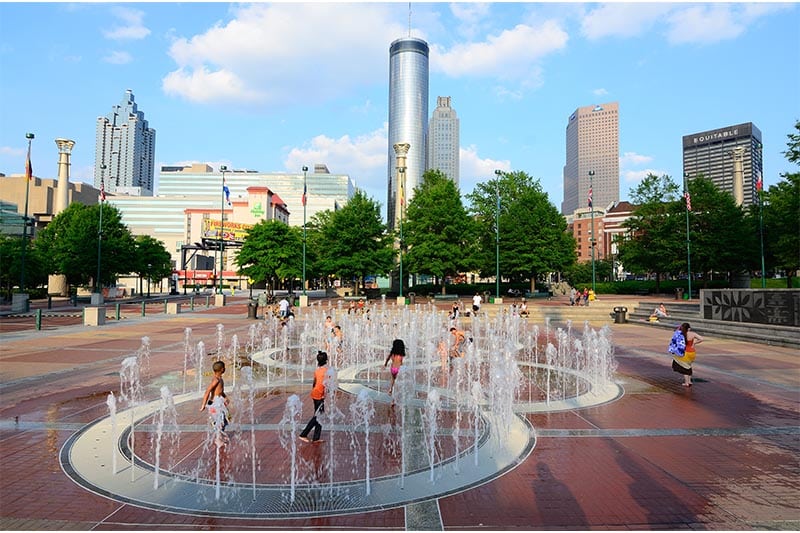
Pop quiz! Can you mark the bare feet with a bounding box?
[312,439,324,444]
[298,436,310,443]
[682,382,692,387]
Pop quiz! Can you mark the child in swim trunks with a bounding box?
[383,339,406,396]
[201,360,229,444]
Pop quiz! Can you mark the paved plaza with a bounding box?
[0,295,798,530]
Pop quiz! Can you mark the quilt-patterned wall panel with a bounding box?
[701,289,800,327]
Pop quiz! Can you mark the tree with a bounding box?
[763,173,800,287]
[315,190,394,295]
[403,170,478,293]
[0,235,47,296]
[235,220,303,295]
[616,173,683,292]
[35,203,135,290]
[466,170,575,292]
[132,235,173,295]
[783,119,800,164]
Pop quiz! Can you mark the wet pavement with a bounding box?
[0,295,798,530]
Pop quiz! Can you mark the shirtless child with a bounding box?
[201,360,230,445]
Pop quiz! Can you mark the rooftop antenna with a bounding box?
[408,2,411,37]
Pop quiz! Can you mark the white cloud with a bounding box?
[620,152,653,166]
[103,51,132,65]
[103,7,151,40]
[458,145,511,196]
[665,5,745,45]
[593,88,608,96]
[162,3,404,106]
[431,21,568,81]
[580,4,671,40]
[622,169,667,184]
[449,2,492,39]
[0,146,25,157]
[284,125,389,204]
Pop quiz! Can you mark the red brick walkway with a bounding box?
[1,296,797,530]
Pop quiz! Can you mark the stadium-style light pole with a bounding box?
[20,132,34,292]
[95,164,106,294]
[494,169,502,300]
[588,170,596,294]
[755,142,766,288]
[302,165,308,295]
[219,165,228,295]
[683,172,693,299]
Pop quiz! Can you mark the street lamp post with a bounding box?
[588,170,596,294]
[147,263,152,298]
[20,133,34,292]
[756,142,766,288]
[302,165,308,295]
[95,164,106,294]
[683,173,693,299]
[392,143,410,300]
[219,165,228,295]
[494,169,502,300]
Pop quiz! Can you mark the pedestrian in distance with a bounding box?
[472,293,482,315]
[668,322,704,387]
[299,351,328,443]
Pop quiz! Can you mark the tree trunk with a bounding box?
[530,278,536,294]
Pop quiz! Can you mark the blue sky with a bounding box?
[1,2,798,215]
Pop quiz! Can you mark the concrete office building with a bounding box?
[562,102,620,215]
[387,37,429,230]
[682,122,763,207]
[94,89,156,196]
[427,96,460,187]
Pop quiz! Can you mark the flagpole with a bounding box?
[756,142,766,288]
[219,165,227,295]
[95,164,106,294]
[683,172,692,299]
[20,133,34,292]
[302,166,308,296]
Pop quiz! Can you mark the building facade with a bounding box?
[562,102,619,215]
[387,37,429,230]
[94,89,156,196]
[682,122,763,207]
[567,205,606,264]
[427,96,460,186]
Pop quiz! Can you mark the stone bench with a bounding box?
[432,294,459,301]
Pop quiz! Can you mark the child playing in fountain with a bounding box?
[299,351,328,443]
[383,339,406,396]
[200,360,230,444]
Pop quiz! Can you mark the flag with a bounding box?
[301,182,307,207]
[25,143,32,181]
[223,179,231,206]
[756,171,763,192]
[587,186,592,208]
[684,191,692,212]
[100,178,106,202]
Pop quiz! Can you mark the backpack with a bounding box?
[668,330,686,356]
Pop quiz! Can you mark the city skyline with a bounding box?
[1,3,798,219]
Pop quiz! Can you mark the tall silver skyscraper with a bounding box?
[427,96,460,187]
[682,122,763,207]
[562,102,619,215]
[387,37,429,230]
[94,89,156,196]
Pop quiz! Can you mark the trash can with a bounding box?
[613,306,628,324]
[408,292,416,305]
[247,300,258,319]
[675,288,684,300]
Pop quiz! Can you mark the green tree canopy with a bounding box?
[35,202,135,290]
[133,235,173,287]
[235,220,303,294]
[315,190,394,295]
[0,235,47,295]
[403,170,478,293]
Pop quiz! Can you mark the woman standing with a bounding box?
[668,322,704,387]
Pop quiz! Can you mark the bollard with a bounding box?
[205,295,211,307]
[35,309,42,330]
[116,303,121,321]
[164,299,168,313]
[141,301,146,317]
[47,295,52,310]
[190,296,195,310]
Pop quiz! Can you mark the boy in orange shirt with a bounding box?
[299,351,328,443]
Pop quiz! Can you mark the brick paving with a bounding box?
[0,295,798,530]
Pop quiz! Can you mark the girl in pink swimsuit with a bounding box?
[383,339,406,395]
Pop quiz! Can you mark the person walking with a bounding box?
[472,293,482,315]
[299,351,328,443]
[668,322,704,387]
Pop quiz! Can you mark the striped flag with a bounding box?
[756,170,763,192]
[684,191,692,212]
[301,182,307,206]
[587,186,593,208]
[25,143,32,180]
[100,178,106,202]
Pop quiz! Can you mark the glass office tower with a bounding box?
[387,37,429,230]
